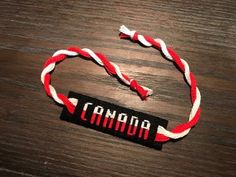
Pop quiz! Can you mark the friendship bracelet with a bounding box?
[41,25,201,144]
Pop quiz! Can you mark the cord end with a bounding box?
[119,25,131,35]
[119,25,131,39]
[130,80,153,100]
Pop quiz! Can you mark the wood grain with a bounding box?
[0,0,235,176]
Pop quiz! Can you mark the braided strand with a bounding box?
[119,25,201,142]
[41,46,153,114]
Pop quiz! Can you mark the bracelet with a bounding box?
[41,25,201,143]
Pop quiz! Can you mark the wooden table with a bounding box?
[0,0,235,176]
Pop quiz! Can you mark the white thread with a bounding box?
[82,48,104,66]
[41,63,55,84]
[49,85,64,104]
[181,59,191,85]
[111,62,130,85]
[138,35,152,46]
[52,50,78,57]
[154,38,173,61]
[69,98,78,106]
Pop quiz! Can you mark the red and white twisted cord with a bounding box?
[41,47,153,113]
[119,25,201,142]
[41,25,201,142]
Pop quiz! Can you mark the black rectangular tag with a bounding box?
[60,91,168,150]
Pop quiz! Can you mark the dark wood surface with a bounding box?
[0,0,235,176]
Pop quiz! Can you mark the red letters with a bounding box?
[127,116,139,136]
[138,120,150,140]
[81,102,93,121]
[80,102,150,140]
[102,109,116,129]
[90,105,104,126]
[115,113,128,133]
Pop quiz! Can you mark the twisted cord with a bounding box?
[41,47,153,113]
[119,25,201,142]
